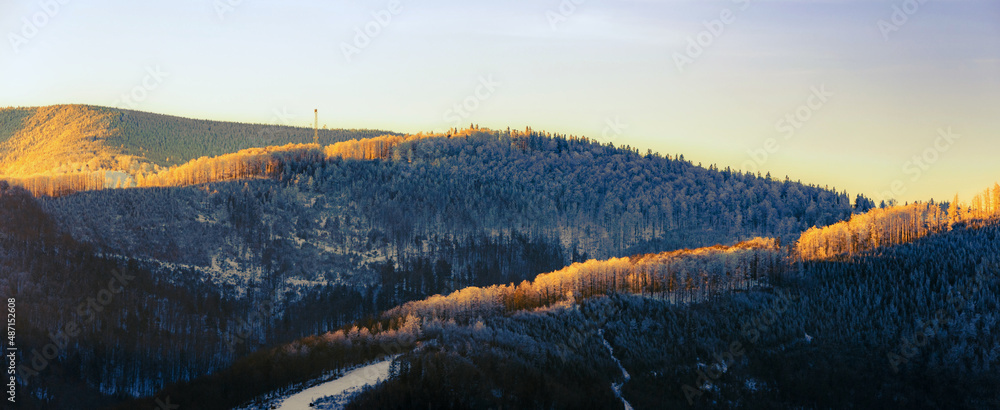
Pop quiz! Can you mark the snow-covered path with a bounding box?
[599,329,634,410]
[275,356,397,410]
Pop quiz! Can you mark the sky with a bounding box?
[1,0,998,204]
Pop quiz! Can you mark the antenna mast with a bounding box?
[314,109,319,144]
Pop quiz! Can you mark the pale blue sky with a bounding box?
[2,0,998,203]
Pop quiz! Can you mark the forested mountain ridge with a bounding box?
[0,104,397,179]
[2,105,880,409]
[36,126,856,323]
[42,125,855,255]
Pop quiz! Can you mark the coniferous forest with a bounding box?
[0,105,997,409]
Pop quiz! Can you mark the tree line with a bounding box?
[796,182,1000,260]
[384,238,785,322]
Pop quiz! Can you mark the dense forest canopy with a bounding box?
[122,213,1000,410]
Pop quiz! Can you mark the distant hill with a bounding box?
[0,104,399,175]
[98,106,400,167]
[0,105,120,176]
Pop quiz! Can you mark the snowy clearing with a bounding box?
[274,356,397,410]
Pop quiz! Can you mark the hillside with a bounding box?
[0,105,121,176]
[40,125,854,260]
[37,127,855,323]
[0,183,233,408]
[0,104,398,176]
